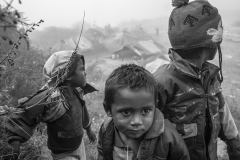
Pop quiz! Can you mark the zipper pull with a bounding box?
[205,94,208,108]
[126,145,129,160]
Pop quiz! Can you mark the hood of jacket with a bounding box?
[168,49,220,80]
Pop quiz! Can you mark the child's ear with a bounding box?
[103,102,112,117]
[106,111,113,117]
[155,99,159,111]
[156,99,159,107]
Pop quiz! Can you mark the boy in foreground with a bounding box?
[5,50,96,160]
[97,64,190,160]
[154,0,240,160]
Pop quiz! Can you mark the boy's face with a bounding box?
[107,88,155,139]
[68,59,86,88]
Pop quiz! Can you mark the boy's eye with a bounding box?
[121,110,131,116]
[141,109,150,115]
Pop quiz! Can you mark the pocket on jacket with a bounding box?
[172,123,197,138]
[172,123,198,149]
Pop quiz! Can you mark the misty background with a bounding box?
[0,1,240,159]
[1,0,237,55]
[10,0,240,28]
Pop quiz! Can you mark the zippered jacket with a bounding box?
[6,86,91,153]
[97,109,190,160]
[153,49,240,160]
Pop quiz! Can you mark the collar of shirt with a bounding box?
[113,127,138,160]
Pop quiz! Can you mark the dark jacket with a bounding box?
[153,49,240,160]
[97,109,190,160]
[6,86,91,153]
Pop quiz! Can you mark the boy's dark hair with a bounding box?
[104,64,158,112]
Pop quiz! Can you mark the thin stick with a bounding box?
[24,12,86,110]
[75,11,85,51]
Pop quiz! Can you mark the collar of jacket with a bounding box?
[46,82,98,95]
[60,86,86,106]
[103,109,165,140]
[168,49,220,79]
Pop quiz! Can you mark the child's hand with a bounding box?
[86,127,96,143]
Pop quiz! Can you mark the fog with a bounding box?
[8,0,240,29]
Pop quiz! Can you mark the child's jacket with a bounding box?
[6,86,91,154]
[153,49,240,160]
[97,109,190,160]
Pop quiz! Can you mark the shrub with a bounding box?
[0,106,47,160]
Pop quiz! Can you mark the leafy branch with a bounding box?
[0,0,27,29]
[0,19,44,66]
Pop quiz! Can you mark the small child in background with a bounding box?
[97,64,190,160]
[5,50,96,160]
[154,0,240,160]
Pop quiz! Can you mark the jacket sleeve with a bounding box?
[154,71,174,111]
[170,137,190,160]
[218,93,240,160]
[6,102,45,143]
[97,124,104,160]
[166,121,190,160]
[82,101,91,129]
[76,89,91,129]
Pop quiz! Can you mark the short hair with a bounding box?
[104,64,158,112]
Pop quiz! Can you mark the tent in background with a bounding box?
[113,45,143,60]
[112,29,152,47]
[111,28,167,60]
[113,40,165,60]
[82,27,108,53]
[51,37,92,53]
[145,57,169,73]
[83,27,105,44]
[51,39,75,52]
[137,40,162,55]
[72,36,92,50]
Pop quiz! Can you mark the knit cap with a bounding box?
[168,0,223,50]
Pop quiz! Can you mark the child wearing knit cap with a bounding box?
[4,50,97,160]
[154,0,240,160]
